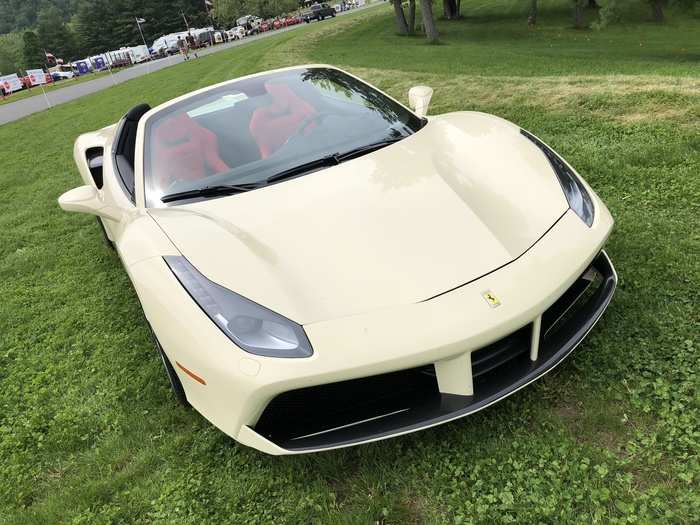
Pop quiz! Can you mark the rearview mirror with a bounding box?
[408,85,434,118]
[58,185,122,222]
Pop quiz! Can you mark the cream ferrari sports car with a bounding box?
[59,65,616,454]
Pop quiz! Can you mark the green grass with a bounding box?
[0,69,118,106]
[1,2,699,523]
[312,0,699,77]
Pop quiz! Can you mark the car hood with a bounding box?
[149,112,568,324]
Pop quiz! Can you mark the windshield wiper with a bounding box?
[334,137,405,162]
[265,154,340,184]
[265,138,406,185]
[161,182,263,203]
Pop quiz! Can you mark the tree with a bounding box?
[214,0,249,27]
[420,0,439,42]
[37,4,76,60]
[572,0,586,28]
[74,0,211,57]
[75,0,114,56]
[528,0,538,25]
[0,32,23,73]
[391,0,409,35]
[407,0,416,34]
[22,31,43,69]
[649,0,665,22]
[443,0,459,19]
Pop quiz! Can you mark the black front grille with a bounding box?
[254,365,439,446]
[253,252,616,452]
[472,325,531,379]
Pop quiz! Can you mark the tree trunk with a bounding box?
[572,0,585,28]
[420,0,439,42]
[528,0,538,25]
[650,0,664,22]
[443,0,458,19]
[408,0,416,34]
[392,0,409,35]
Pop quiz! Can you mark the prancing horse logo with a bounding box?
[482,290,501,308]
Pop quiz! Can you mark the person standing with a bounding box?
[177,36,189,60]
[186,33,198,59]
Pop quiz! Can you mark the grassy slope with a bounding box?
[1,3,699,523]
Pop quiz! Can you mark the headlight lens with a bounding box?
[521,129,594,227]
[164,256,313,358]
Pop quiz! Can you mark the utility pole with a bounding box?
[135,17,151,62]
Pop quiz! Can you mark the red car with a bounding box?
[285,15,299,26]
[260,21,270,32]
[273,18,283,29]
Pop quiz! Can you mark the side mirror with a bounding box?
[58,185,122,222]
[408,85,434,118]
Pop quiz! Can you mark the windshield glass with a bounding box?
[143,67,423,207]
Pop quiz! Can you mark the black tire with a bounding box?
[96,217,115,249]
[151,330,190,407]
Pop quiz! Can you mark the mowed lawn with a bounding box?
[1,2,699,523]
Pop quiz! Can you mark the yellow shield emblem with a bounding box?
[482,290,502,308]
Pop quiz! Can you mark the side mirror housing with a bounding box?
[408,85,434,118]
[58,185,122,222]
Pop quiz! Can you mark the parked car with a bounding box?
[303,2,336,22]
[237,15,262,35]
[273,18,283,30]
[226,26,246,40]
[59,65,617,455]
[51,70,75,81]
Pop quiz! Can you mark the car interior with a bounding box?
[248,82,317,159]
[148,81,321,190]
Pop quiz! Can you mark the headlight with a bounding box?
[521,129,594,227]
[164,256,313,358]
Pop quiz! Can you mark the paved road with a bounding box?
[0,6,375,126]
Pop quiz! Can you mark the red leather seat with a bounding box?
[249,83,316,159]
[152,113,230,188]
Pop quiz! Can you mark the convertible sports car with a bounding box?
[59,65,616,454]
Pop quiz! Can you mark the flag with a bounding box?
[44,51,56,65]
[136,17,146,23]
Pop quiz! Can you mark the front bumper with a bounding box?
[130,208,615,455]
[251,250,616,451]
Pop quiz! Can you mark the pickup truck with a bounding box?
[303,3,336,22]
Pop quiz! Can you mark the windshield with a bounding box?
[143,67,423,207]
